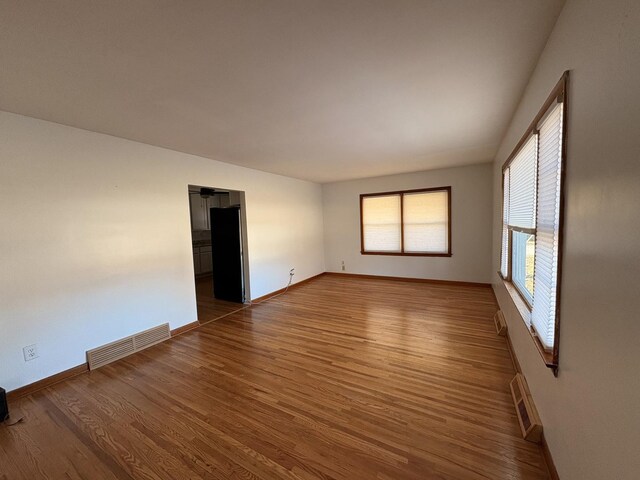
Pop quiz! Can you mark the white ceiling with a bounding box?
[0,1,564,183]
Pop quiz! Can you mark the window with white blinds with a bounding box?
[403,191,449,253]
[499,72,568,371]
[361,187,451,256]
[500,169,510,277]
[362,195,402,252]
[508,135,538,229]
[531,103,563,350]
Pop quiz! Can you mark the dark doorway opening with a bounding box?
[188,185,250,324]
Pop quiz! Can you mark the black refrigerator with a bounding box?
[209,206,245,303]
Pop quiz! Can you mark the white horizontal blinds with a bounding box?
[500,169,510,277]
[532,102,564,349]
[508,135,538,229]
[362,194,402,252]
[403,190,448,253]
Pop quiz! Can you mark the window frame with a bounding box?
[499,71,569,375]
[360,186,452,257]
[508,226,536,308]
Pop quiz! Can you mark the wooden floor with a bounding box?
[0,275,549,479]
[196,275,246,323]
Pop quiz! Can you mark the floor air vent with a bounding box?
[87,323,170,370]
[510,373,543,443]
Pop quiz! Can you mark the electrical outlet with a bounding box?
[341,260,345,271]
[23,344,39,361]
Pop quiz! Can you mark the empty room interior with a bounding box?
[1,1,639,479]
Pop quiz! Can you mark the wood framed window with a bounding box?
[500,71,569,375]
[360,187,451,257]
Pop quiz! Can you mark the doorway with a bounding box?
[188,185,250,324]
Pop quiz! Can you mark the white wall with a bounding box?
[490,1,640,478]
[323,163,493,283]
[0,111,325,392]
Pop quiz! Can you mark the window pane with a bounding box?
[362,195,401,252]
[532,102,563,349]
[402,191,449,253]
[509,135,538,229]
[512,231,535,305]
[500,169,510,277]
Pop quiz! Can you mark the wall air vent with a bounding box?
[494,310,507,336]
[510,373,543,443]
[86,323,170,370]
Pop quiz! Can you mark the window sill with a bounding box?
[503,280,532,323]
[501,277,558,375]
[361,251,452,257]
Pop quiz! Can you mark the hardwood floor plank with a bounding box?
[0,275,548,479]
[195,275,247,324]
